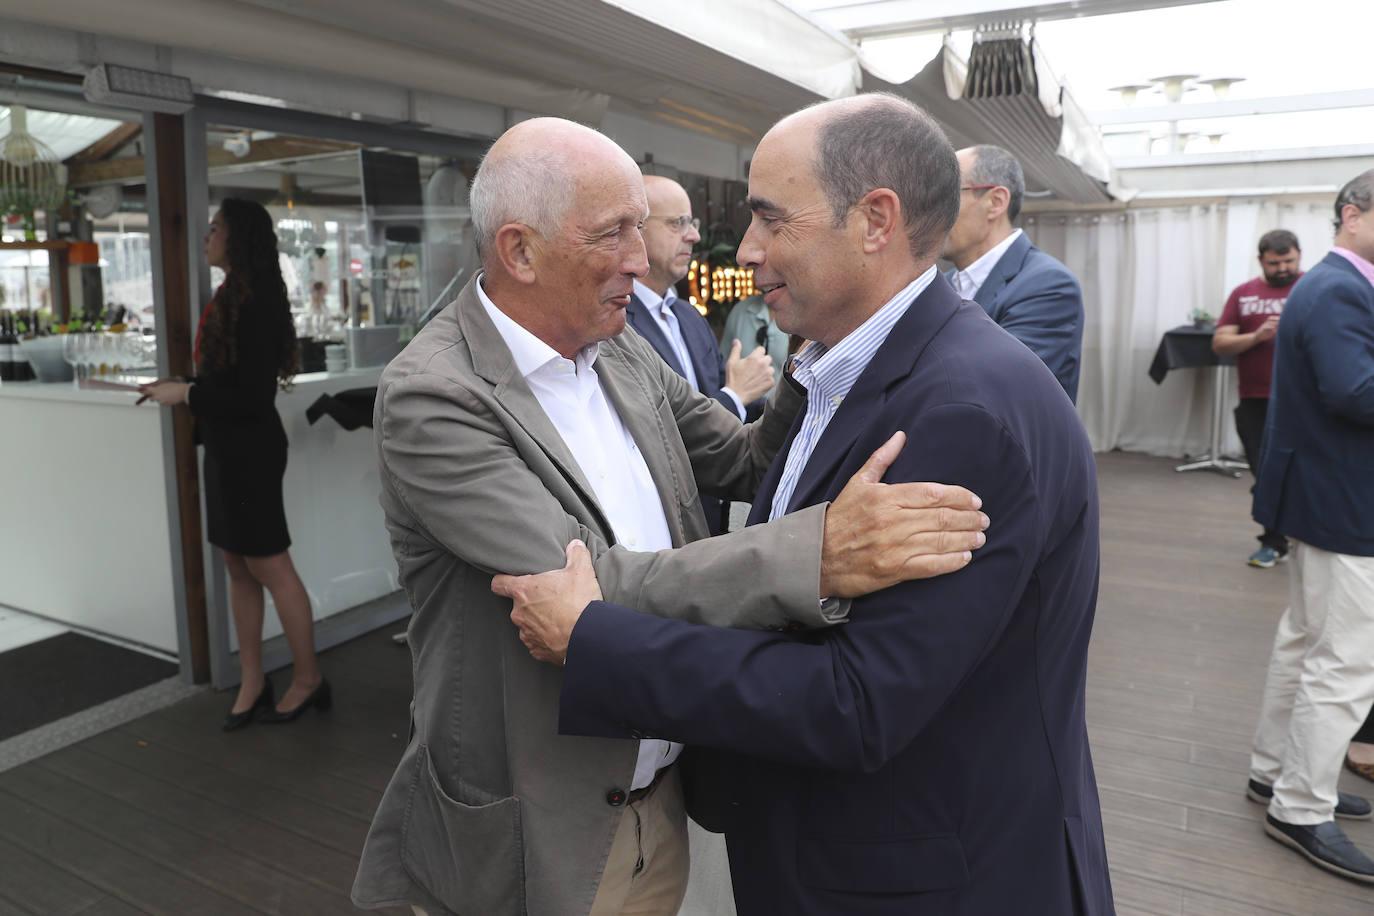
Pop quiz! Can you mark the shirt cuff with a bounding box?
[720,387,747,421]
[818,596,850,624]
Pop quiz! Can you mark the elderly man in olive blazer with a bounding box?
[351,118,987,916]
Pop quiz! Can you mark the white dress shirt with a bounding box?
[770,267,938,520]
[634,280,746,420]
[478,276,682,788]
[952,228,1023,300]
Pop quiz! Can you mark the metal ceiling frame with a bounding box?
[800,0,1223,39]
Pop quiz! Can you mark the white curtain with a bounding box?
[1025,196,1335,457]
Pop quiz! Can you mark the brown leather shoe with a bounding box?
[1345,754,1374,784]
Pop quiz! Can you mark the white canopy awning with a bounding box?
[865,36,1132,203]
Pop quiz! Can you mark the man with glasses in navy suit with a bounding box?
[626,175,776,533]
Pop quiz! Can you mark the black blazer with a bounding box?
[625,291,741,534]
[561,275,1114,914]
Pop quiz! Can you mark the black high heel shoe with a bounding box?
[258,678,332,724]
[221,677,274,732]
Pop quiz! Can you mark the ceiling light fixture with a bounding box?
[1107,84,1153,106]
[1149,74,1199,104]
[1197,77,1245,100]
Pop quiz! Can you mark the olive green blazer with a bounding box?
[352,276,831,916]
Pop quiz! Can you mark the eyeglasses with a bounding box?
[960,184,999,194]
[647,215,701,233]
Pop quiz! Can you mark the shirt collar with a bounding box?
[1331,246,1374,290]
[477,272,599,378]
[791,265,939,401]
[633,279,679,315]
[957,227,1023,297]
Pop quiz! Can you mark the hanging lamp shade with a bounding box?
[0,106,66,224]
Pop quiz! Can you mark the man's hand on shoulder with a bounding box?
[819,431,989,598]
[493,540,603,665]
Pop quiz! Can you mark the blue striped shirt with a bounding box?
[769,267,938,520]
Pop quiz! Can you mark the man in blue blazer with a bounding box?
[496,94,1114,915]
[626,175,776,533]
[943,144,1084,402]
[1248,168,1374,883]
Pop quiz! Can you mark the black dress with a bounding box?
[191,287,292,557]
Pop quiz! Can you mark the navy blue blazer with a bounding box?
[1252,251,1374,556]
[947,232,1084,403]
[562,275,1114,914]
[625,291,739,534]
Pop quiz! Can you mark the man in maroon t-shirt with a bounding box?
[1213,229,1302,568]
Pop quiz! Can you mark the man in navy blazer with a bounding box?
[943,144,1084,402]
[626,175,776,533]
[1247,168,1374,883]
[496,94,1114,915]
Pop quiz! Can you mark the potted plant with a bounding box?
[1189,308,1216,330]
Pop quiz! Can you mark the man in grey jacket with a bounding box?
[352,117,988,916]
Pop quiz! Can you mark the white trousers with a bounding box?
[1250,540,1374,823]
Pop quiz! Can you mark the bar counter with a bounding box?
[0,367,396,655]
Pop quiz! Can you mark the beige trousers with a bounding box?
[412,767,689,916]
[589,766,690,915]
[1250,540,1374,823]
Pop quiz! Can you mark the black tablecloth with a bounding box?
[1147,325,1236,384]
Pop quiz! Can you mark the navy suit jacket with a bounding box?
[561,275,1113,915]
[947,232,1084,403]
[1252,251,1374,556]
[626,291,739,534]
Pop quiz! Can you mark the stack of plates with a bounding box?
[324,344,347,373]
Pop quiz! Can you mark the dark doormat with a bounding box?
[0,632,179,741]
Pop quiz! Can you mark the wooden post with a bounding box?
[50,245,70,324]
[152,112,210,683]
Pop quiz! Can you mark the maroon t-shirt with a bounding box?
[1218,274,1301,399]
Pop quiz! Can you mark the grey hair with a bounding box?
[469,144,576,256]
[812,93,961,261]
[965,145,1026,222]
[1333,168,1374,234]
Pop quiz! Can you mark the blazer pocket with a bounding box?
[797,833,969,894]
[401,744,526,916]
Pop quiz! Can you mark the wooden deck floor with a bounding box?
[1,451,1372,914]
[1093,452,1374,915]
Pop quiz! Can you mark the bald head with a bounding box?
[470,117,639,261]
[640,175,701,294]
[466,117,649,358]
[766,94,959,263]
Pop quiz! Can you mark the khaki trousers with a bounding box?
[412,766,689,916]
[1250,540,1374,823]
[589,766,690,915]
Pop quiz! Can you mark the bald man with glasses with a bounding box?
[626,175,776,534]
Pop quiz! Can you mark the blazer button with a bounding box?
[606,789,627,807]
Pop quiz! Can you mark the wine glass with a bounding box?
[82,334,101,379]
[62,332,82,381]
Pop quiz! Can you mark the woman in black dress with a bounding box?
[141,199,329,730]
